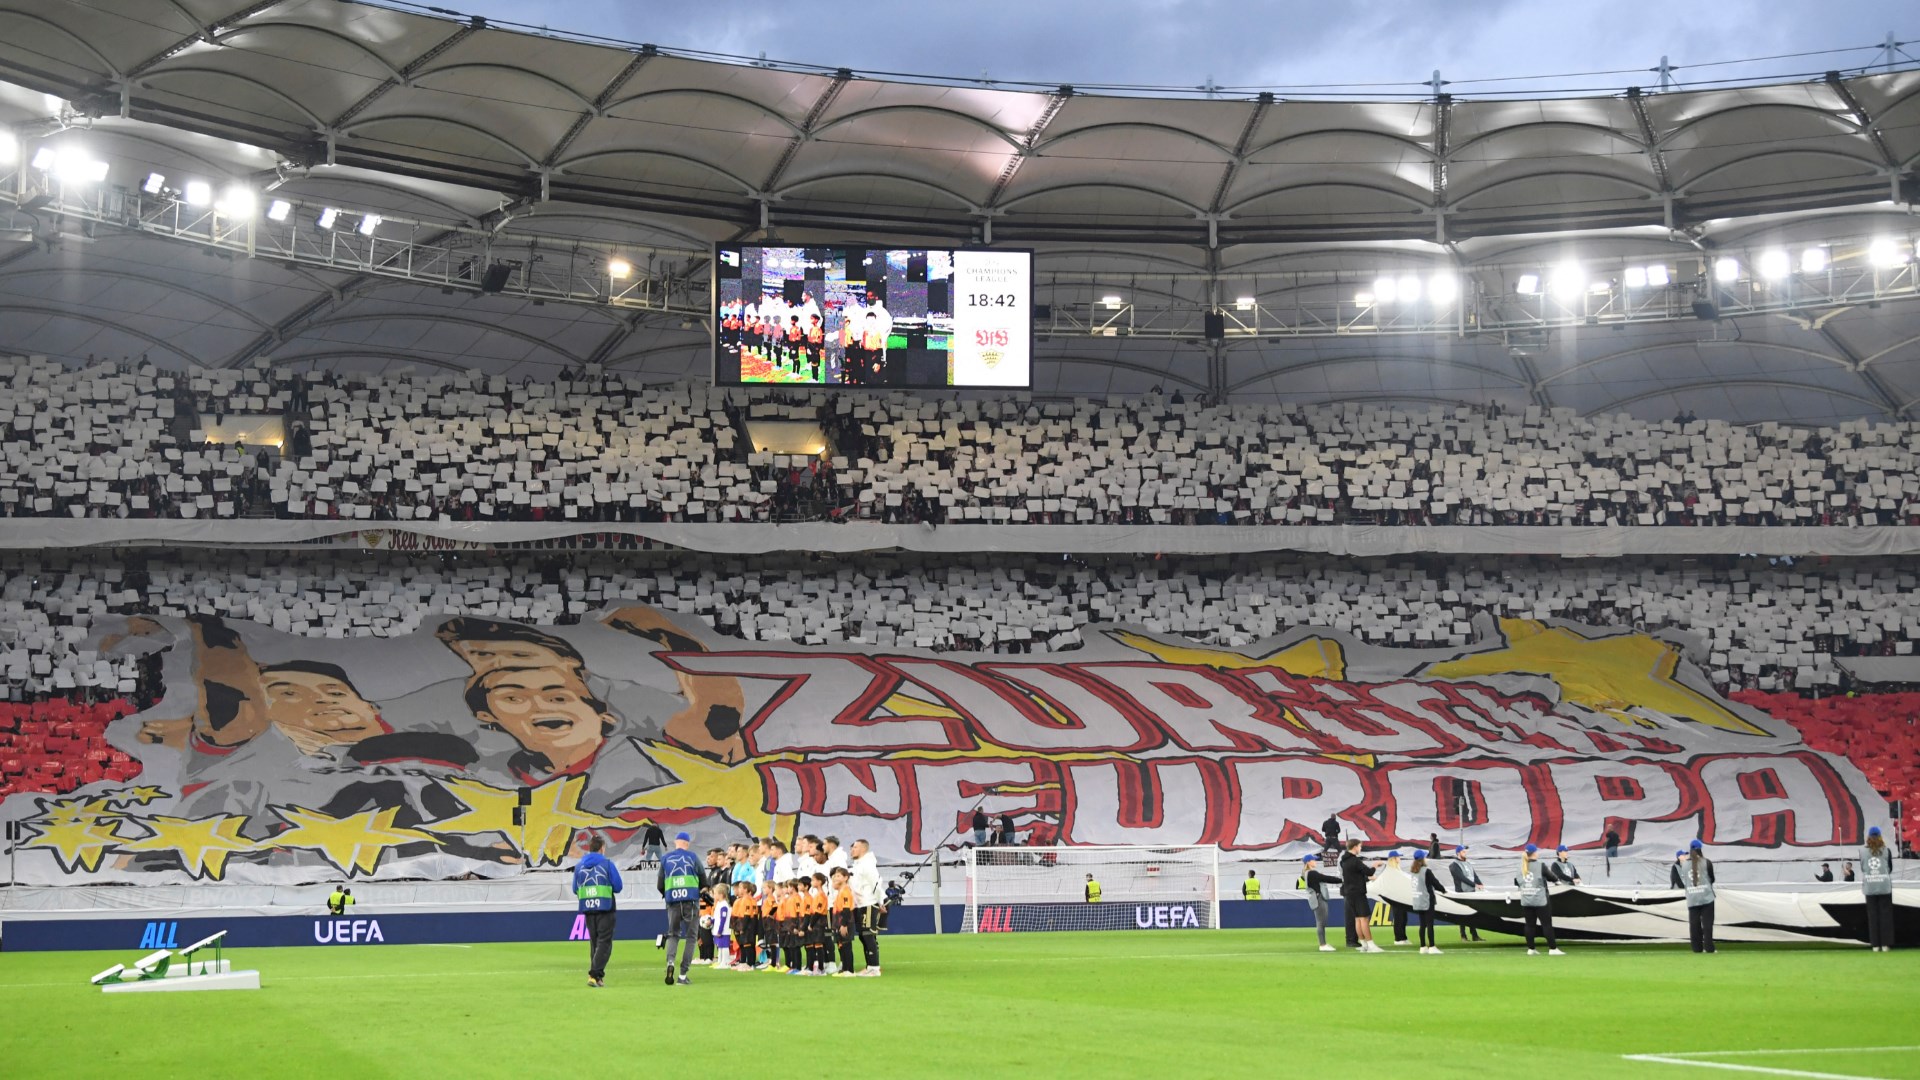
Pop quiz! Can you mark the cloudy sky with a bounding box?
[423,0,1914,96]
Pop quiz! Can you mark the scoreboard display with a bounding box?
[714,245,1032,388]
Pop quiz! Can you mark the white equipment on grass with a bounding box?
[963,844,1221,933]
[89,930,261,993]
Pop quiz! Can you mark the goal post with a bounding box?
[963,845,1221,933]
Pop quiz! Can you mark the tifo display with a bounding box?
[714,245,1031,388]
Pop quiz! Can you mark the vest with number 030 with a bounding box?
[1861,849,1894,896]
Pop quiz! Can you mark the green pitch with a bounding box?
[2,932,1915,1079]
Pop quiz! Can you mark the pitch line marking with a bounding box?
[1622,1047,1920,1080]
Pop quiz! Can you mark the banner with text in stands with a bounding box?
[0,609,1891,885]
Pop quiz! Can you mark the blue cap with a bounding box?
[675,831,691,842]
[1387,849,1402,858]
[1556,845,1568,853]
[1869,826,1882,836]
[1676,850,1688,857]
[1302,853,1319,864]
[1523,843,1539,854]
[1455,845,1467,854]
[1689,839,1704,850]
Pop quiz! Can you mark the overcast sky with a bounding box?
[425,0,1916,96]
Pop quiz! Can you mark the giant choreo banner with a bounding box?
[1,609,1892,885]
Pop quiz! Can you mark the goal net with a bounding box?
[963,845,1221,933]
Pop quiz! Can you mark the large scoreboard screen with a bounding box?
[714,245,1032,388]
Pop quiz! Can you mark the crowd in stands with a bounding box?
[0,698,141,798]
[4,550,1917,702]
[7,357,1920,526]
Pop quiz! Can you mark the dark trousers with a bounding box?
[584,910,616,980]
[1688,902,1716,953]
[1458,917,1481,940]
[1343,898,1363,947]
[837,936,855,971]
[1417,910,1437,947]
[856,906,881,968]
[1390,901,1409,943]
[1522,906,1556,950]
[1865,893,1895,949]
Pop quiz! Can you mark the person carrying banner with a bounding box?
[1862,826,1896,952]
[572,833,622,987]
[1382,850,1410,945]
[1669,849,1689,889]
[1340,839,1381,953]
[1682,839,1715,954]
[1516,844,1563,956]
[1299,853,1341,952]
[659,832,703,986]
[1548,844,1581,886]
[1450,846,1484,941]
[1409,850,1449,954]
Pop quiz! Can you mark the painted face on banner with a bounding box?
[448,639,581,677]
[475,665,611,763]
[261,668,383,748]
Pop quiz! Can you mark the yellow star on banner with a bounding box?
[1107,630,1348,678]
[614,743,796,845]
[38,795,122,823]
[111,815,256,881]
[424,778,522,847]
[20,816,124,873]
[112,786,167,808]
[429,776,623,867]
[267,805,443,876]
[1422,618,1768,736]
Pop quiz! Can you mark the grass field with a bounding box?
[2,932,1915,1079]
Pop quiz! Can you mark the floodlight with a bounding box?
[316,207,339,229]
[1354,291,1374,306]
[1515,273,1540,295]
[1713,257,1739,283]
[358,214,381,236]
[0,131,16,165]
[1427,274,1457,304]
[1548,262,1583,299]
[215,186,255,218]
[142,172,166,195]
[1623,266,1647,289]
[1868,237,1905,268]
[1645,263,1670,287]
[1234,296,1255,311]
[30,147,56,171]
[1799,247,1827,275]
[1756,249,1790,279]
[53,150,108,185]
[1100,295,1123,309]
[1371,276,1397,303]
[608,258,632,279]
[1396,275,1421,303]
[265,198,291,222]
[183,180,212,207]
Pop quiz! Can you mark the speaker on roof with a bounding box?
[1203,310,1226,342]
[480,263,513,293]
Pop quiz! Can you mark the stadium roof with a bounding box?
[1,0,1919,423]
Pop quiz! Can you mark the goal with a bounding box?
[963,845,1221,933]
